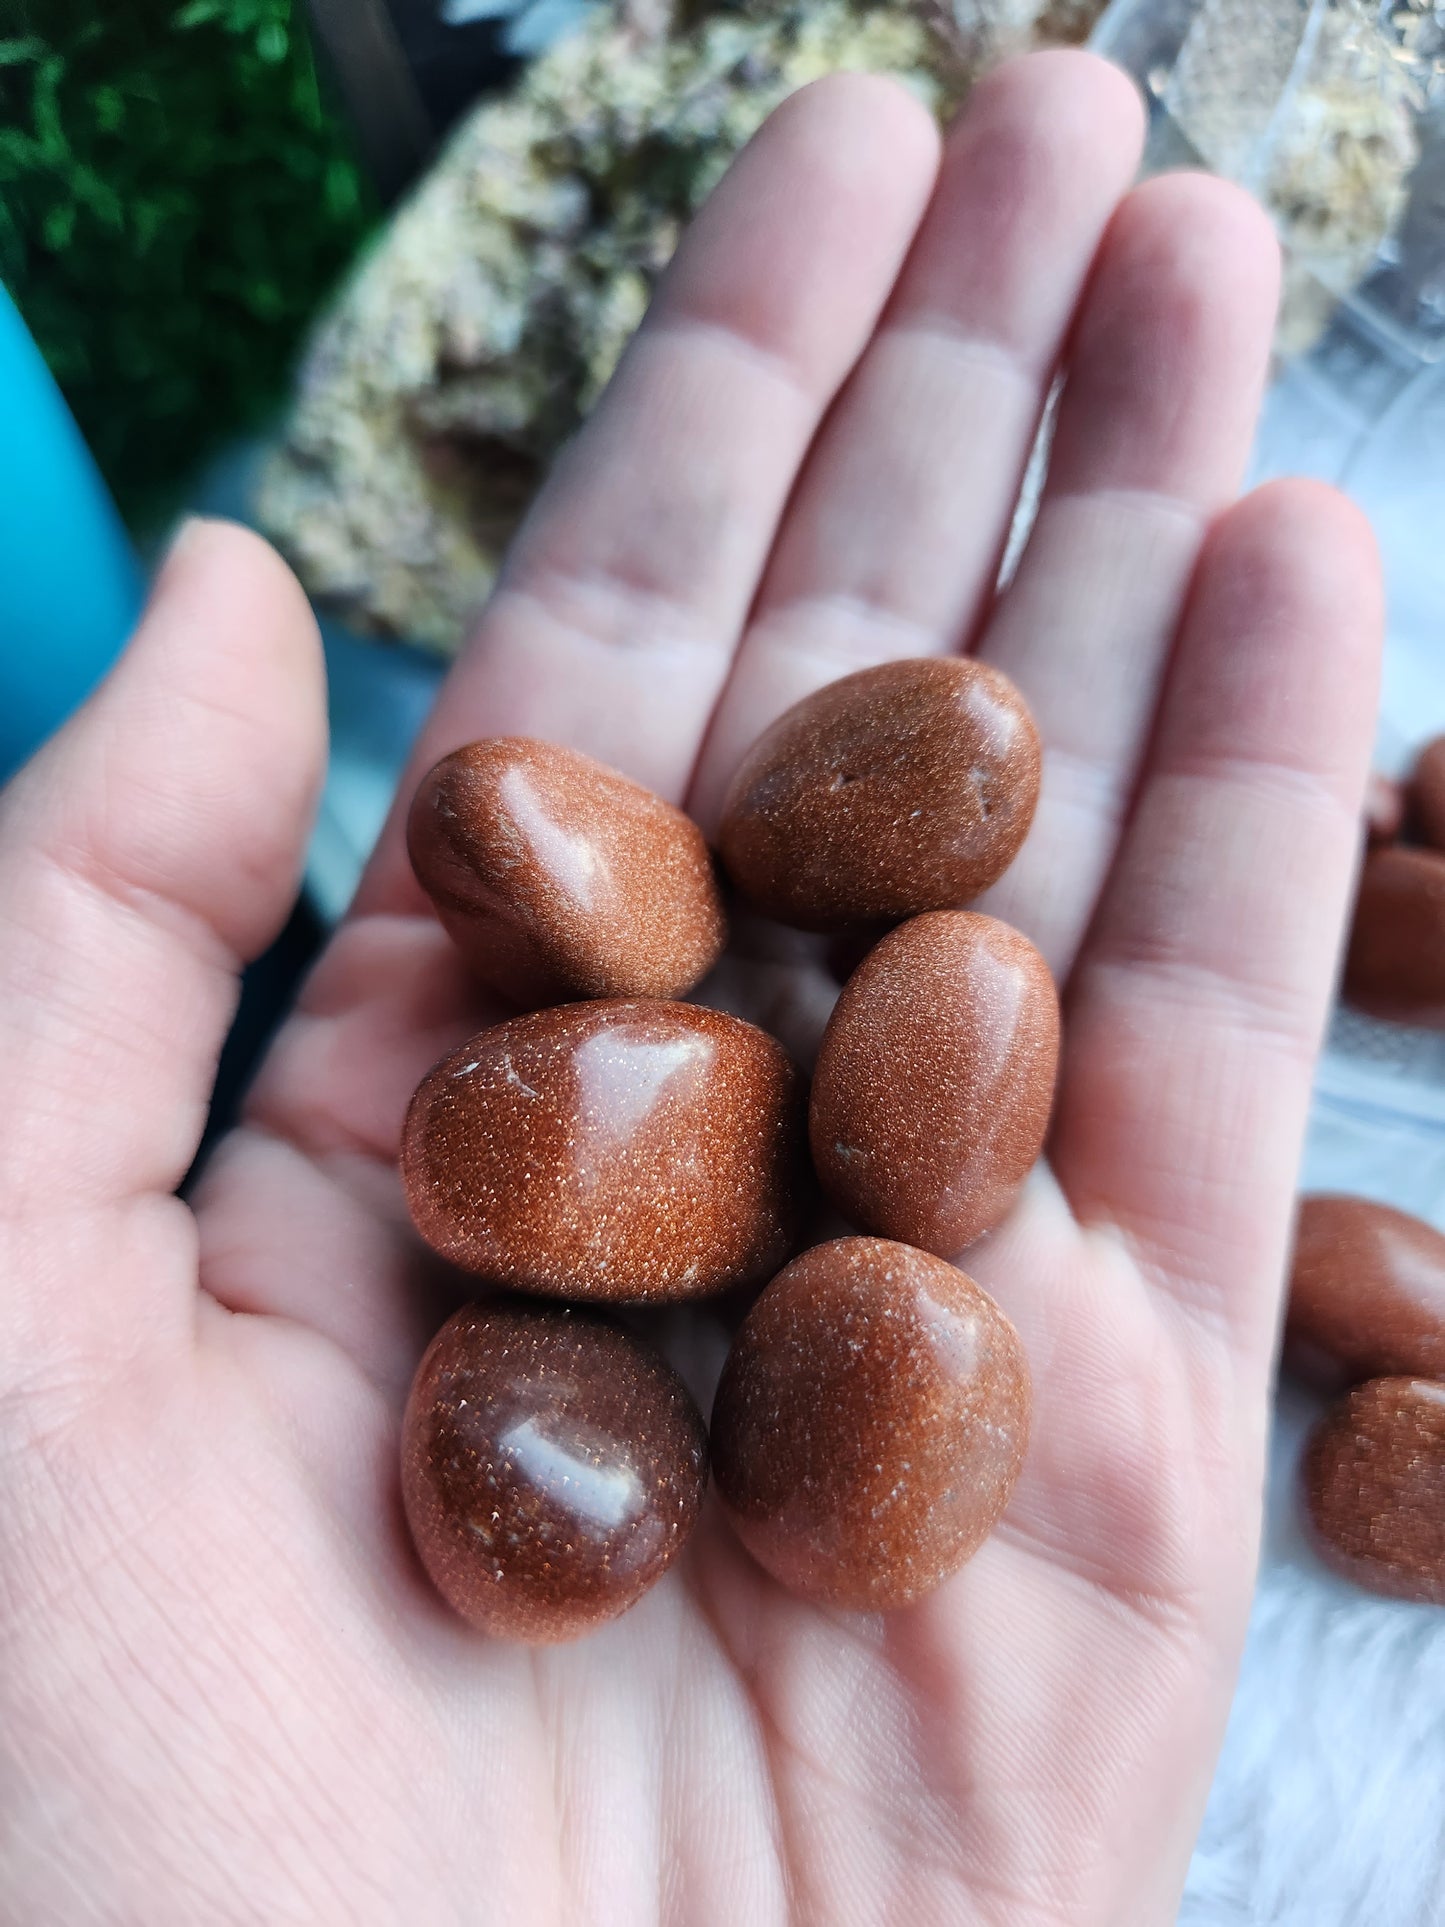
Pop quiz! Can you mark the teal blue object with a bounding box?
[0,285,143,781]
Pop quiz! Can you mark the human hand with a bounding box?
[0,52,1381,1924]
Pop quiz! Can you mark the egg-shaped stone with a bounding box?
[810,911,1059,1255]
[1409,735,1445,852]
[711,1237,1030,1609]
[407,737,726,1005]
[402,1302,708,1641]
[1287,1195,1445,1384]
[1302,1376,1445,1607]
[402,999,804,1301]
[717,658,1042,931]
[1344,845,1445,1028]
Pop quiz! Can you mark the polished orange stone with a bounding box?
[712,1237,1030,1610]
[1288,1194,1445,1385]
[408,737,725,1005]
[718,658,1041,931]
[402,999,805,1301]
[1303,1377,1445,1607]
[810,911,1059,1255]
[402,1302,708,1641]
[1344,845,1445,1028]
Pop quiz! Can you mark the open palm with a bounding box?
[1,53,1383,1926]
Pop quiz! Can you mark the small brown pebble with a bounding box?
[1408,736,1445,852]
[1343,844,1445,1028]
[711,1237,1030,1609]
[810,912,1059,1255]
[407,738,726,1005]
[402,1000,804,1301]
[1287,1195,1445,1384]
[717,658,1041,932]
[1364,771,1406,848]
[1302,1377,1445,1606]
[402,1302,708,1641]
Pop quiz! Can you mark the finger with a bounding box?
[206,80,938,1382]
[0,521,325,1215]
[354,74,940,919]
[976,172,1281,975]
[689,50,1145,828]
[1054,481,1382,1360]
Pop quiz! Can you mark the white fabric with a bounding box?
[1184,1382,1445,1926]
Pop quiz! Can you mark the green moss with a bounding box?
[0,0,374,530]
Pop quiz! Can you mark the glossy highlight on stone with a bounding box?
[810,912,1059,1255]
[408,737,726,1005]
[1344,845,1445,1028]
[711,1237,1031,1609]
[1287,1194,1445,1384]
[717,658,1042,932]
[1409,735,1445,852]
[402,1302,708,1641]
[1302,1376,1445,1607]
[402,999,804,1301]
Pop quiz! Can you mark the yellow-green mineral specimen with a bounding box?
[258,0,1103,653]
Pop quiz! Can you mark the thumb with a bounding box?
[0,519,327,1219]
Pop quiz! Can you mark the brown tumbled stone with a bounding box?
[1343,845,1445,1028]
[1409,735,1445,852]
[711,1237,1030,1610]
[408,737,726,1005]
[1302,1377,1445,1607]
[402,1302,708,1641]
[810,912,1059,1255]
[1287,1195,1445,1384]
[402,1000,804,1301]
[717,658,1041,932]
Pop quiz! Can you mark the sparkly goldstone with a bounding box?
[712,1237,1031,1609]
[718,658,1041,931]
[401,999,804,1301]
[1303,1377,1445,1606]
[811,911,1059,1254]
[402,1302,708,1641]
[1287,1195,1445,1385]
[408,737,725,1007]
